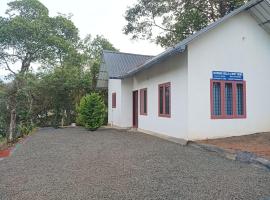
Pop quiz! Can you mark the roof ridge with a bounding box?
[103,50,155,57]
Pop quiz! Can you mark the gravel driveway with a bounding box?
[0,127,269,200]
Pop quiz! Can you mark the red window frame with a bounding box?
[140,88,147,115]
[158,82,171,118]
[210,80,246,119]
[112,92,116,108]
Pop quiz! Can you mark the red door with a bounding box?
[133,90,138,128]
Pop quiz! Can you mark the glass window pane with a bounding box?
[237,83,244,115]
[159,86,164,114]
[165,85,170,115]
[225,83,233,116]
[213,82,221,116]
[144,90,147,113]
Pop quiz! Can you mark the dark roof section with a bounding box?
[117,0,270,79]
[102,50,154,78]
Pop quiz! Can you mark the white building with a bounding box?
[97,0,270,142]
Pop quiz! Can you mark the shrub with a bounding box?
[0,96,8,138]
[76,93,107,131]
[18,123,35,136]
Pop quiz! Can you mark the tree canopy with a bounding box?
[123,0,247,47]
[0,0,79,75]
[0,0,117,141]
[79,34,118,89]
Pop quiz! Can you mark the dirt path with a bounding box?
[198,132,270,160]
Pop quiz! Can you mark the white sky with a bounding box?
[0,0,164,79]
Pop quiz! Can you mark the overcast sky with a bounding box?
[0,0,164,79]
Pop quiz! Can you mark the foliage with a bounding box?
[76,93,107,131]
[18,123,34,136]
[0,135,4,143]
[0,0,79,141]
[14,34,117,129]
[0,0,79,74]
[123,0,247,47]
[0,0,117,139]
[37,65,92,127]
[0,82,8,137]
[79,35,118,89]
[80,35,118,63]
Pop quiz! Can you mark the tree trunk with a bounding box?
[66,106,72,126]
[28,93,34,126]
[8,108,16,142]
[7,80,18,143]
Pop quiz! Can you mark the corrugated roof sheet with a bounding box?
[97,50,154,88]
[249,0,270,33]
[117,0,270,79]
[102,50,154,78]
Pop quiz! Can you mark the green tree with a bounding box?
[0,81,8,138]
[0,0,79,141]
[76,93,107,131]
[20,34,118,129]
[80,35,118,89]
[38,65,91,127]
[123,0,247,47]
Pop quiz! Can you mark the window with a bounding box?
[225,83,233,116]
[212,82,222,116]
[159,82,171,117]
[210,80,246,119]
[112,92,116,108]
[237,83,244,116]
[140,88,147,115]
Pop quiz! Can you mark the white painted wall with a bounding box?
[108,79,122,126]
[188,12,270,140]
[121,78,133,127]
[132,52,188,139]
[108,78,133,127]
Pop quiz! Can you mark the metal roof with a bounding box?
[97,50,154,88]
[249,0,270,33]
[117,0,270,79]
[101,50,154,78]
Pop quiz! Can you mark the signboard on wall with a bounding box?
[212,71,244,81]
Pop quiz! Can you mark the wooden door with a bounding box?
[133,90,138,128]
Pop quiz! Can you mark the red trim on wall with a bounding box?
[237,81,247,119]
[112,92,116,108]
[158,82,171,118]
[140,88,147,115]
[210,80,246,119]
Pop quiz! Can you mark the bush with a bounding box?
[0,95,8,138]
[76,93,107,131]
[18,123,35,136]
[0,118,6,138]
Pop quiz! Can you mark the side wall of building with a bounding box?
[121,78,133,127]
[108,78,133,127]
[188,12,270,140]
[108,79,122,126]
[132,52,188,139]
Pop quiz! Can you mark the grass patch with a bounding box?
[0,135,7,150]
[0,135,5,144]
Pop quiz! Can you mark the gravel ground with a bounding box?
[0,127,269,200]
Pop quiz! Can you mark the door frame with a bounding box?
[132,90,139,128]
